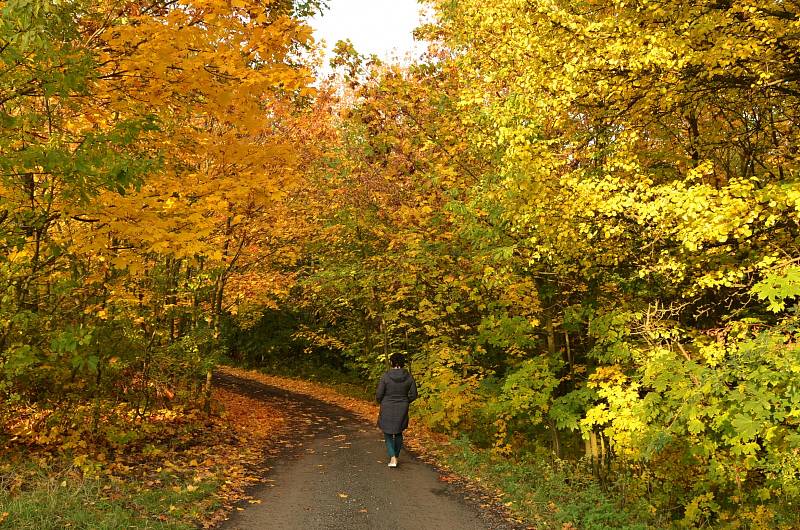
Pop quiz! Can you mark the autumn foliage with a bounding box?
[0,0,321,521]
[4,0,800,528]
[241,1,800,527]
[0,0,316,414]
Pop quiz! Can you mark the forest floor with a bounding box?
[212,367,530,530]
[1,372,296,529]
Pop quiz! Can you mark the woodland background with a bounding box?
[2,0,800,528]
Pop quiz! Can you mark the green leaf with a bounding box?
[731,414,761,441]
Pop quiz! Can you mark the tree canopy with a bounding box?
[2,0,800,527]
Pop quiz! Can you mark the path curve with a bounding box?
[213,372,525,530]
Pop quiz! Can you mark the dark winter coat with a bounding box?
[375,368,418,435]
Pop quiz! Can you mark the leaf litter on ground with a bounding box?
[1,386,289,529]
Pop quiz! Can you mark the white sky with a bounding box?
[309,0,426,73]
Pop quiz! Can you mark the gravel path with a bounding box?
[213,372,525,530]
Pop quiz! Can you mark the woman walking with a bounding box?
[376,353,418,468]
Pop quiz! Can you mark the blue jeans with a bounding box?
[384,432,403,458]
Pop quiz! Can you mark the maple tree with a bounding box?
[425,3,800,524]
[0,0,321,457]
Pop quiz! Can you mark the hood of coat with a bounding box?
[387,368,410,383]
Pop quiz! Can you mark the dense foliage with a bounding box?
[4,0,800,527]
[271,1,800,526]
[0,0,319,443]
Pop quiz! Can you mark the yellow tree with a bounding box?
[424,0,800,523]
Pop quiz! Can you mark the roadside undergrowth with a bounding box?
[1,388,286,529]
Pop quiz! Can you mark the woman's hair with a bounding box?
[389,352,406,368]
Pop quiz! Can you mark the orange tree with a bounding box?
[0,0,320,439]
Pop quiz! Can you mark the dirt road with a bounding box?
[213,372,525,530]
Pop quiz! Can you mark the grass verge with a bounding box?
[0,466,217,530]
[439,436,654,530]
